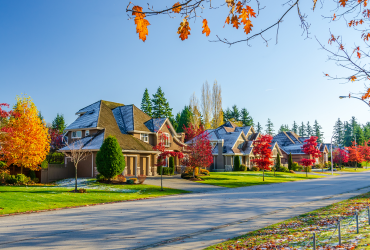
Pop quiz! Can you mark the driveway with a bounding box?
[1,172,370,249]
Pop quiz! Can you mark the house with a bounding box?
[195,121,282,172]
[59,100,187,178]
[272,131,329,165]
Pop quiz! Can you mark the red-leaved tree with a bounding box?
[153,131,184,190]
[182,124,213,178]
[251,134,273,182]
[333,148,349,168]
[183,124,205,142]
[347,142,364,171]
[300,136,322,177]
[49,128,64,153]
[361,140,370,169]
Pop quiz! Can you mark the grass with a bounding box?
[195,171,325,188]
[206,192,370,249]
[311,171,340,176]
[0,182,188,215]
[339,167,370,172]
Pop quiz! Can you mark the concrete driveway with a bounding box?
[1,172,370,249]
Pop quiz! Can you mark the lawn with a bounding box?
[339,167,370,172]
[206,192,370,249]
[195,171,325,188]
[0,181,188,215]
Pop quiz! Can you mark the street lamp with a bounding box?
[339,95,370,107]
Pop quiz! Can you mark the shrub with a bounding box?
[16,174,31,184]
[279,166,289,172]
[29,170,36,180]
[32,178,39,183]
[126,179,134,184]
[291,162,302,172]
[240,164,247,171]
[252,166,260,171]
[96,136,126,180]
[289,170,295,174]
[200,169,210,175]
[0,172,9,184]
[303,166,312,172]
[117,175,126,183]
[41,160,48,169]
[169,157,175,175]
[157,165,163,175]
[138,175,146,184]
[46,152,65,164]
[326,161,332,168]
[96,174,106,182]
[233,156,241,171]
[6,175,17,184]
[275,154,281,171]
[288,153,293,170]
[131,178,137,184]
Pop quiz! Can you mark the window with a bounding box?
[141,133,149,143]
[85,130,90,136]
[72,131,82,138]
[164,133,170,147]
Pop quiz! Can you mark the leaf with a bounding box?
[351,75,357,81]
[340,44,344,50]
[313,0,317,10]
[339,0,348,7]
[231,15,240,29]
[325,74,329,76]
[239,8,249,24]
[177,19,191,40]
[333,13,336,20]
[224,16,230,27]
[357,51,361,58]
[243,19,253,34]
[202,19,211,36]
[172,2,181,13]
[132,6,150,42]
[236,1,243,13]
[246,6,256,18]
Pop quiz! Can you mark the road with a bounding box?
[1,172,369,250]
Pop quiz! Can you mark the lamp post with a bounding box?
[339,95,370,107]
[331,134,335,176]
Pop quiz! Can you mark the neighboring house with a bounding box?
[272,132,329,165]
[193,121,282,172]
[59,100,187,178]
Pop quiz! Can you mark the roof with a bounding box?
[144,118,167,133]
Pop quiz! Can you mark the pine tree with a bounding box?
[174,112,181,132]
[231,105,240,121]
[256,122,263,134]
[177,106,193,133]
[278,124,289,133]
[354,125,365,145]
[240,108,253,126]
[306,121,313,137]
[233,156,241,171]
[333,118,344,146]
[313,120,324,143]
[292,121,298,134]
[140,88,152,116]
[52,113,67,134]
[275,154,281,171]
[38,111,44,122]
[288,153,293,170]
[265,118,275,135]
[152,86,173,119]
[364,122,370,141]
[343,121,353,147]
[223,108,232,122]
[299,122,307,137]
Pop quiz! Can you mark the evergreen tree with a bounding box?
[140,88,152,116]
[96,136,126,181]
[265,118,275,135]
[173,112,181,132]
[256,122,263,134]
[354,125,365,145]
[333,118,344,146]
[275,154,281,171]
[278,124,289,133]
[152,86,173,119]
[292,121,298,134]
[169,156,175,175]
[233,156,241,171]
[288,153,293,170]
[38,111,44,122]
[313,120,324,143]
[52,113,67,134]
[363,122,370,140]
[306,121,313,137]
[223,108,232,122]
[240,108,254,126]
[299,122,307,137]
[231,105,240,121]
[177,106,193,133]
[343,121,353,147]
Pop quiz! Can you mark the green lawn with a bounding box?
[206,192,370,249]
[195,171,325,188]
[339,167,370,172]
[0,182,188,215]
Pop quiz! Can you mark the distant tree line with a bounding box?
[333,116,370,147]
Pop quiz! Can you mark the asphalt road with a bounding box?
[1,172,370,250]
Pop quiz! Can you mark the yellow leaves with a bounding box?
[333,13,337,20]
[362,88,370,100]
[231,15,240,29]
[172,2,181,13]
[202,19,211,36]
[132,6,150,42]
[225,16,230,25]
[340,0,348,7]
[239,6,255,34]
[351,75,357,81]
[313,0,318,10]
[177,19,191,40]
[243,19,253,35]
[236,1,243,13]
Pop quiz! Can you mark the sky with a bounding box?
[0,0,369,141]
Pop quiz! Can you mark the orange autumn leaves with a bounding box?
[131,1,256,42]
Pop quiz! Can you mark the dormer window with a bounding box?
[72,131,82,138]
[85,130,90,137]
[141,133,149,143]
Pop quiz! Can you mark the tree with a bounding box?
[223,107,232,122]
[63,139,92,191]
[177,106,193,133]
[152,86,173,119]
[141,88,152,116]
[306,122,313,137]
[333,148,349,168]
[233,155,241,171]
[278,124,289,133]
[189,92,202,127]
[275,153,281,173]
[49,128,64,153]
[52,113,67,134]
[0,96,50,174]
[265,118,274,136]
[231,105,240,121]
[288,153,293,170]
[300,136,322,177]
[292,121,298,134]
[256,122,262,134]
[347,142,364,170]
[211,81,223,129]
[251,134,273,181]
[201,81,212,129]
[182,126,213,178]
[343,121,353,147]
[354,125,365,145]
[240,108,253,126]
[299,122,307,137]
[96,136,126,182]
[333,118,344,146]
[169,156,175,175]
[183,123,205,142]
[361,140,370,169]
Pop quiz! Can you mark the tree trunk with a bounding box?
[306,167,308,177]
[263,169,265,182]
[21,166,23,175]
[75,166,78,192]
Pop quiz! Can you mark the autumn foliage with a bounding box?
[332,148,349,166]
[132,6,150,42]
[0,96,50,172]
[251,134,273,180]
[153,131,184,168]
[299,136,321,176]
[346,142,364,168]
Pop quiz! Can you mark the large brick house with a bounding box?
[195,121,282,171]
[272,131,329,165]
[59,100,187,177]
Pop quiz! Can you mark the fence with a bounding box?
[40,163,75,183]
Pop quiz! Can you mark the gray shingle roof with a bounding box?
[66,101,101,130]
[280,144,305,154]
[60,131,105,151]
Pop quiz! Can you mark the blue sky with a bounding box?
[0,0,368,141]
